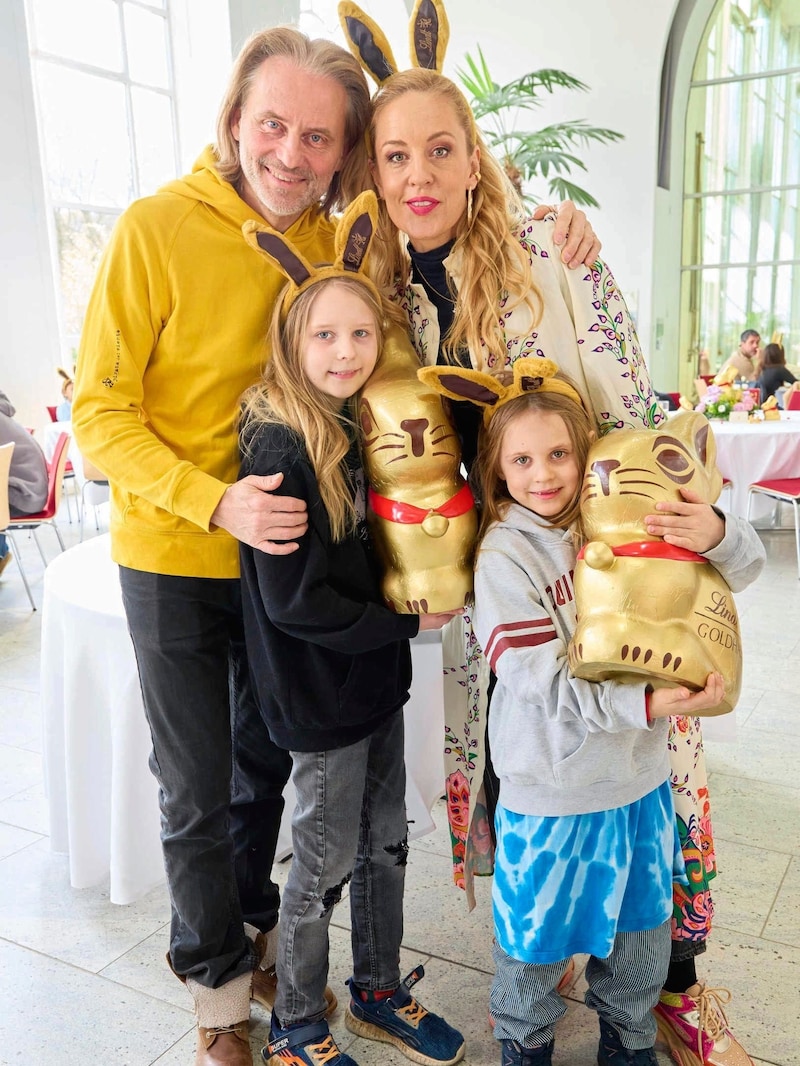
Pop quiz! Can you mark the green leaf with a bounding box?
[455,45,624,211]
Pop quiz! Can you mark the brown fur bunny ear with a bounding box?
[333,190,379,277]
[242,220,315,288]
[409,0,449,72]
[338,1,398,86]
[418,365,505,411]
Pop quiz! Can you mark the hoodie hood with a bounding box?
[498,500,575,547]
[157,146,328,242]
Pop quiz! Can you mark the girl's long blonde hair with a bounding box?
[240,276,386,542]
[366,69,542,370]
[474,389,594,542]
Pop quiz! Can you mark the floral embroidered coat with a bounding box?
[391,217,683,909]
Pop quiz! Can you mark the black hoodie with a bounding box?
[239,422,419,752]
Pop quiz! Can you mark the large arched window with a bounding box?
[681,0,800,375]
[26,0,180,366]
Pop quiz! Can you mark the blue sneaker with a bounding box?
[501,1039,554,1064]
[263,1016,358,1065]
[597,1018,658,1065]
[344,966,465,1065]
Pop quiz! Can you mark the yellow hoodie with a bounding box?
[73,148,337,578]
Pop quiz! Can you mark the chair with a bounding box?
[719,477,733,508]
[746,478,800,580]
[786,388,800,412]
[45,404,77,520]
[79,455,110,542]
[1,432,71,609]
[0,442,14,530]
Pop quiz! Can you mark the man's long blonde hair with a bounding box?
[366,69,542,368]
[215,26,371,216]
[240,277,386,541]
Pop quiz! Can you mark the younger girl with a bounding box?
[238,194,465,1066]
[431,358,763,1065]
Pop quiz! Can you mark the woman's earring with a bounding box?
[467,171,481,226]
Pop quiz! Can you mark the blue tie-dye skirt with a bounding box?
[493,779,685,964]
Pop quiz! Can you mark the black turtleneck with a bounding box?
[407,239,481,469]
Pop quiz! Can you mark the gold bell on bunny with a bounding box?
[567,412,741,716]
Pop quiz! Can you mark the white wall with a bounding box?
[441,1,678,388]
[1,0,61,432]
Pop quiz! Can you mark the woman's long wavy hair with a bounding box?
[761,342,786,367]
[365,69,542,369]
[474,388,594,543]
[240,277,387,541]
[215,27,371,216]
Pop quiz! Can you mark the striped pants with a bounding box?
[491,920,671,1049]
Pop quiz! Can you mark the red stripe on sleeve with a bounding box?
[488,629,556,672]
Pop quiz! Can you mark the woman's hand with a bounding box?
[647,672,725,719]
[532,200,602,268]
[418,608,465,631]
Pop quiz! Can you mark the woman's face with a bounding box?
[371,91,480,252]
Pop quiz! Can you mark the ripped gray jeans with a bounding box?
[275,708,409,1026]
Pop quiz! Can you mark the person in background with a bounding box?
[0,390,48,517]
[56,368,74,422]
[756,342,796,402]
[719,329,760,382]
[0,389,49,582]
[72,18,598,1066]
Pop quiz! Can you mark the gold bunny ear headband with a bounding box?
[242,190,381,321]
[338,0,449,86]
[418,358,585,427]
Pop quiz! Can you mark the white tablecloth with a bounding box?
[41,535,447,904]
[710,416,800,519]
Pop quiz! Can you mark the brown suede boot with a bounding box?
[195,1023,252,1066]
[250,927,338,1018]
[186,971,253,1066]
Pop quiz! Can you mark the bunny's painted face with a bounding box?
[302,282,379,407]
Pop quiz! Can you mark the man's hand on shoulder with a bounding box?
[211,472,308,554]
[532,200,602,268]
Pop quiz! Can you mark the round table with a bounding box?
[709,415,800,521]
[41,535,447,904]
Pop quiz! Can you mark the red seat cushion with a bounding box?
[749,478,800,499]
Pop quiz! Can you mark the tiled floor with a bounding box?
[0,498,798,1066]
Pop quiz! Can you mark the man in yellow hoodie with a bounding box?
[73,28,371,1066]
[73,21,597,1066]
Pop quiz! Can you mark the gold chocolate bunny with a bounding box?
[567,412,740,715]
[358,335,476,614]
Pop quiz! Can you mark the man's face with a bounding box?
[741,334,760,357]
[231,55,348,231]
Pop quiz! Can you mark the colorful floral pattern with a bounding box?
[668,714,716,942]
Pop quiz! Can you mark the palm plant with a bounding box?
[457,46,623,208]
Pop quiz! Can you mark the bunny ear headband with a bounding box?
[338,0,450,86]
[242,190,381,321]
[418,358,585,427]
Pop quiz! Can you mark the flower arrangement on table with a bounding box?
[696,382,758,420]
[678,365,780,422]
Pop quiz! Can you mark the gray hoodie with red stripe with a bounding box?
[473,501,763,818]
